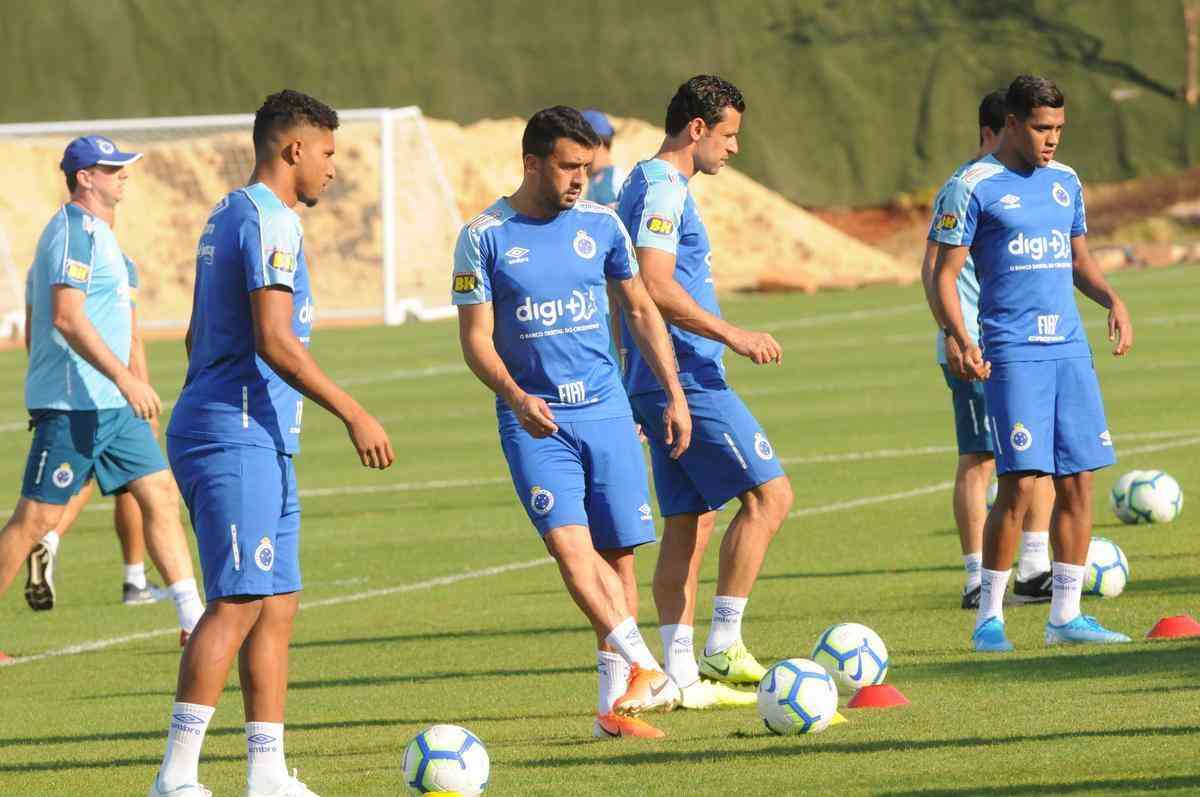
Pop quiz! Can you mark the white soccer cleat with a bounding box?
[244,769,319,797]
[149,779,212,797]
[679,678,757,709]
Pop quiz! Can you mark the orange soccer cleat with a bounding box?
[612,665,680,717]
[593,712,666,739]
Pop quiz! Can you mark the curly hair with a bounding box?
[664,75,745,136]
[252,89,340,154]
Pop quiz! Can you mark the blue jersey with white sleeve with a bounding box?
[616,159,725,396]
[451,197,636,421]
[25,204,134,411]
[930,155,1089,363]
[168,183,313,454]
[929,160,982,365]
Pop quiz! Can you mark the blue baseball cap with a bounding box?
[60,135,142,174]
[581,109,614,139]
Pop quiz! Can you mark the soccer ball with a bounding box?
[811,622,889,693]
[1126,470,1184,524]
[1084,537,1130,598]
[402,724,489,796]
[1109,470,1144,524]
[757,657,839,735]
[986,478,998,510]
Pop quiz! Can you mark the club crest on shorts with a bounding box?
[530,485,555,516]
[573,229,597,260]
[254,536,274,572]
[754,432,775,460]
[51,462,74,489]
[1010,423,1033,452]
[1051,182,1071,207]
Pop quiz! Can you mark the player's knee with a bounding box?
[12,499,65,542]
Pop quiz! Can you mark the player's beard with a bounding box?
[298,192,320,208]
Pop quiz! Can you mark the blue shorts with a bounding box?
[498,414,656,551]
[630,388,786,517]
[940,366,994,456]
[168,436,302,601]
[21,407,167,505]
[983,358,1116,477]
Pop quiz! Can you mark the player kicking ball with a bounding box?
[932,75,1133,653]
[455,106,691,739]
[149,91,394,797]
[616,75,791,707]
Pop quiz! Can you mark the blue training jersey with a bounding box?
[25,204,134,411]
[929,159,982,365]
[451,197,636,421]
[168,183,314,454]
[616,159,726,396]
[930,154,1089,363]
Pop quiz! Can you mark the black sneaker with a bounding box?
[123,580,168,605]
[961,584,981,610]
[1012,571,1053,603]
[24,542,55,611]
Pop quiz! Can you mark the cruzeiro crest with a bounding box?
[51,462,74,489]
[530,485,555,516]
[573,229,597,259]
[754,432,775,460]
[1010,423,1033,452]
[1051,181,1071,207]
[254,536,275,572]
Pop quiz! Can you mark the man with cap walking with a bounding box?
[0,135,203,660]
[582,109,626,209]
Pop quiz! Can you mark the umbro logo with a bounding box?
[246,733,278,745]
[505,246,530,264]
[714,606,741,619]
[625,626,643,642]
[999,194,1021,209]
[172,713,206,724]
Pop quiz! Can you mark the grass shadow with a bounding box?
[879,774,1200,796]
[900,643,1200,684]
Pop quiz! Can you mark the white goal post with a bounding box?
[0,106,461,338]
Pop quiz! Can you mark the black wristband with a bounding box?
[941,327,952,339]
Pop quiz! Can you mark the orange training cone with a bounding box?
[1146,615,1200,639]
[847,684,909,708]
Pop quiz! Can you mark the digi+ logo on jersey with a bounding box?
[297,296,313,325]
[516,288,597,327]
[1007,231,1070,261]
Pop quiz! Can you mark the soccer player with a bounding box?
[932,75,1134,652]
[581,109,625,209]
[921,90,1056,610]
[149,90,394,797]
[455,106,690,739]
[0,135,203,639]
[616,75,792,704]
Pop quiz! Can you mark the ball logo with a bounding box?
[529,485,555,516]
[254,536,274,572]
[754,432,775,460]
[1010,422,1033,452]
[52,463,74,489]
[1052,182,1071,207]
[97,139,115,154]
[573,229,597,259]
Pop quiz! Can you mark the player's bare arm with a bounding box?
[933,243,989,381]
[610,272,692,458]
[51,284,161,419]
[457,301,557,439]
[1070,235,1133,356]
[128,304,161,435]
[920,238,967,375]
[249,286,394,469]
[637,246,782,365]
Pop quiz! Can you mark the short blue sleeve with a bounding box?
[124,256,140,305]
[604,215,638,281]
[53,211,95,290]
[451,223,492,305]
[929,177,979,247]
[1071,179,1087,238]
[632,180,685,255]
[240,209,302,293]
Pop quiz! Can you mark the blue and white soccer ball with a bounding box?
[1084,537,1130,598]
[811,622,889,694]
[402,724,489,796]
[1109,470,1145,524]
[1126,470,1184,524]
[757,657,839,735]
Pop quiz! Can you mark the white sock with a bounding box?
[169,579,205,633]
[246,721,289,793]
[1018,530,1051,580]
[124,562,147,589]
[597,650,629,715]
[156,702,214,789]
[40,530,60,557]
[704,595,747,656]
[1049,561,1085,626]
[962,553,983,592]
[604,617,660,670]
[975,568,1010,631]
[659,624,699,688]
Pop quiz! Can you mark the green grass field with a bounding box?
[1,266,1197,796]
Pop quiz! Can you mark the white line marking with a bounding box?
[788,481,956,517]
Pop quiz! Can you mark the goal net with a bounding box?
[0,106,461,339]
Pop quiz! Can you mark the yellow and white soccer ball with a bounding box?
[402,724,489,796]
[1083,537,1130,598]
[1126,470,1184,524]
[811,622,889,694]
[757,657,839,735]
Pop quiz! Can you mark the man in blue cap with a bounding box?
[582,109,626,209]
[0,135,204,657]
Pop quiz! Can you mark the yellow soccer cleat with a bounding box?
[699,640,768,685]
[678,678,757,710]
